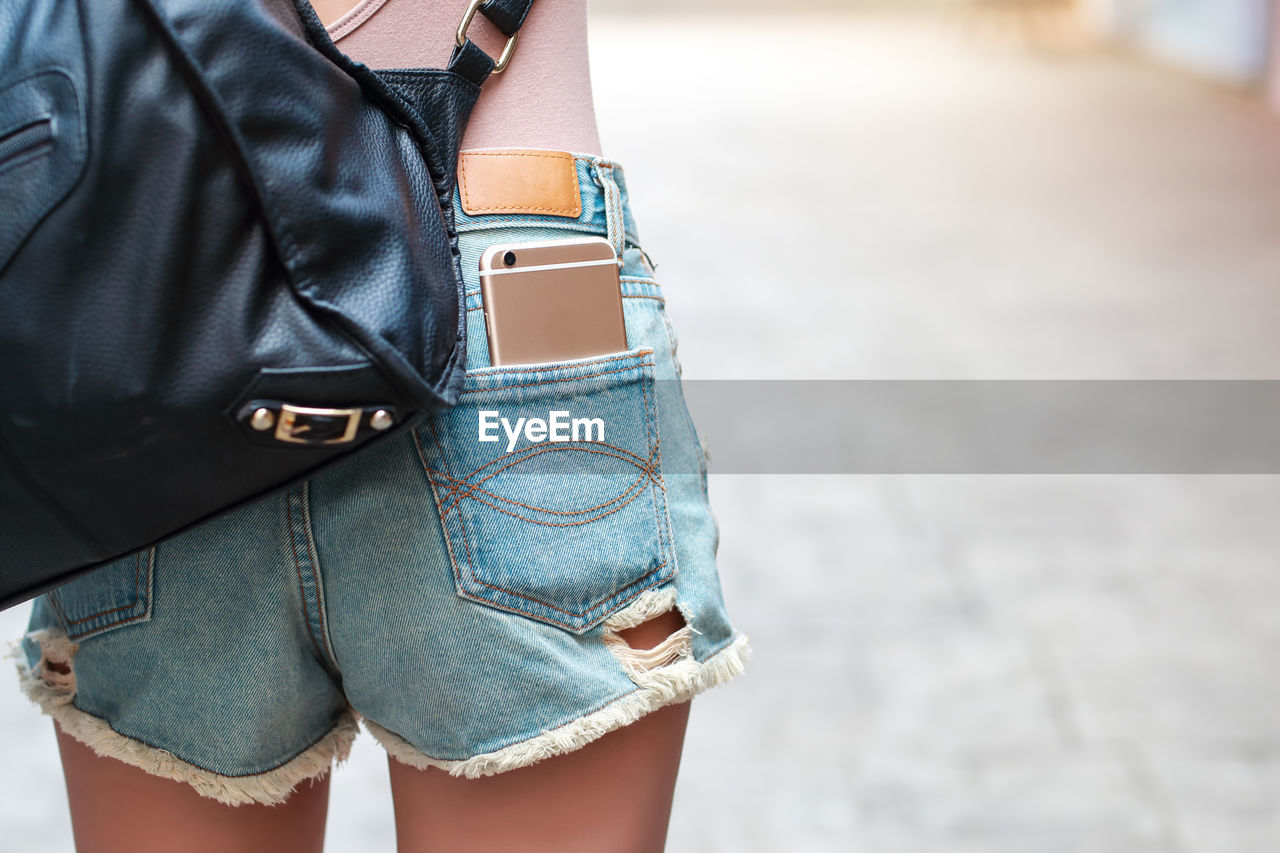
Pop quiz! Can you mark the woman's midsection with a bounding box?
[314,0,602,155]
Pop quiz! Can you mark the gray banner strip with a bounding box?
[672,380,1280,474]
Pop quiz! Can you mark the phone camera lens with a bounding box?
[503,251,517,267]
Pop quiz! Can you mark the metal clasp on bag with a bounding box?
[274,404,363,445]
[239,400,397,447]
[456,0,519,74]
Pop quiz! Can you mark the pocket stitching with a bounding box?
[461,356,653,392]
[441,354,663,520]
[418,420,672,626]
[435,441,661,518]
[47,547,154,639]
[413,351,675,630]
[447,432,656,486]
[433,461,651,525]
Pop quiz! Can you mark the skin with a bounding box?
[56,4,682,849]
[56,727,333,853]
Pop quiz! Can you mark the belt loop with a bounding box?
[591,158,626,259]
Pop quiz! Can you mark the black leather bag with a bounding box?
[0,0,534,608]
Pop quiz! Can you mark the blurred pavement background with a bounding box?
[5,4,1280,851]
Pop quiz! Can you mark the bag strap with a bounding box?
[447,0,537,87]
[287,0,537,206]
[471,0,536,37]
[370,0,536,204]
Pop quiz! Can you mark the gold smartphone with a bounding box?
[478,237,627,366]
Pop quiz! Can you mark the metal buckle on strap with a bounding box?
[456,0,519,74]
[273,404,363,445]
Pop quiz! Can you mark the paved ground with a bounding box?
[5,11,1280,852]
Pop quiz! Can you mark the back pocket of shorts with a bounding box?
[413,347,675,634]
[47,546,155,641]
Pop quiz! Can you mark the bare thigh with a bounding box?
[388,609,692,853]
[55,724,331,853]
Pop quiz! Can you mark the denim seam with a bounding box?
[47,547,155,640]
[604,162,619,249]
[285,487,335,672]
[641,355,677,579]
[457,360,652,394]
[455,217,641,247]
[596,162,626,258]
[461,348,651,380]
[614,170,626,253]
[658,307,707,486]
[50,550,141,626]
[640,358,666,571]
[300,481,341,673]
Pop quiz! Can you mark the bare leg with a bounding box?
[55,724,331,853]
[388,609,692,853]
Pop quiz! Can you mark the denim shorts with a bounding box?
[10,149,751,806]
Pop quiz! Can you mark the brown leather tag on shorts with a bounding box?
[458,149,582,218]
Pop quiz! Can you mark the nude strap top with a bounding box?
[323,0,431,68]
